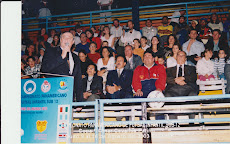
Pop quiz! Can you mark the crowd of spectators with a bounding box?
[21,12,230,103]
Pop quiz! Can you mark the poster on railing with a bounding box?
[21,77,73,143]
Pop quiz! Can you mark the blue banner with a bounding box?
[21,77,74,143]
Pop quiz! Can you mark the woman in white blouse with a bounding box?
[166,43,181,68]
[208,13,223,32]
[100,26,115,49]
[97,46,115,93]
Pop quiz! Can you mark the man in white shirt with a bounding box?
[182,29,205,65]
[69,29,81,46]
[97,0,113,27]
[142,19,157,45]
[124,45,143,71]
[110,19,123,40]
[120,20,142,46]
[75,24,83,37]
[170,9,186,27]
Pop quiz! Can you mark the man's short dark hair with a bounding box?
[27,56,35,62]
[113,19,119,23]
[116,55,127,63]
[141,36,148,41]
[212,29,221,35]
[125,44,134,50]
[158,55,165,60]
[144,50,154,58]
[78,49,87,55]
[80,32,86,37]
[188,29,198,34]
[88,63,98,72]
[146,19,152,23]
[128,20,133,24]
[162,16,168,20]
[90,41,97,48]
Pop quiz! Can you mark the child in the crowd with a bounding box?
[24,56,41,78]
[100,41,116,58]
[88,42,101,64]
[213,50,230,79]
[133,38,144,60]
[196,49,215,81]
[140,36,150,51]
[157,55,166,69]
[38,48,45,64]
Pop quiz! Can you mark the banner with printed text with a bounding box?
[21,77,74,143]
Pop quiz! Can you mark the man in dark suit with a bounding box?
[165,51,198,97]
[205,29,229,58]
[124,45,143,71]
[106,55,133,99]
[82,64,103,101]
[165,51,199,120]
[41,32,83,102]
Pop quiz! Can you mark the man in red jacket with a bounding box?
[132,51,166,98]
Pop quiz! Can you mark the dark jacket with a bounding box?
[124,54,143,71]
[41,46,83,102]
[205,37,229,55]
[82,75,103,98]
[165,65,199,94]
[106,69,133,99]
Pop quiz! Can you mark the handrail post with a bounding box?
[94,99,99,143]
[186,3,189,24]
[90,13,92,28]
[100,101,105,143]
[46,16,48,32]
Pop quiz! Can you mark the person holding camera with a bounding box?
[120,20,141,46]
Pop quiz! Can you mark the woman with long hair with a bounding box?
[22,44,39,64]
[100,26,115,49]
[146,36,164,62]
[164,34,178,58]
[166,43,182,68]
[50,34,60,47]
[97,46,115,94]
[208,13,223,32]
[86,29,101,50]
[78,49,94,78]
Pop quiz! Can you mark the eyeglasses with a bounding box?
[87,67,95,70]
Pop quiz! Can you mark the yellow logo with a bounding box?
[139,75,144,80]
[36,120,48,133]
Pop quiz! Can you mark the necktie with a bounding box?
[178,65,182,77]
[67,52,70,68]
[118,69,121,78]
[67,52,74,75]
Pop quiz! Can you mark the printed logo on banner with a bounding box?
[23,80,36,94]
[58,79,68,93]
[41,80,51,93]
[36,120,48,133]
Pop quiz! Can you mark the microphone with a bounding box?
[65,43,69,47]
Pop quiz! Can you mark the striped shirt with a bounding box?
[213,58,230,76]
[24,64,41,78]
